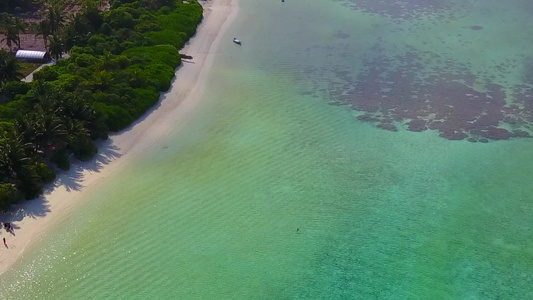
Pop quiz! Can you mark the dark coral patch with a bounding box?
[407,119,427,132]
[378,123,398,131]
[439,130,468,140]
[343,0,463,20]
[311,45,533,142]
[512,130,531,138]
[478,127,511,140]
[357,114,380,122]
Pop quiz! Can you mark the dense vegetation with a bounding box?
[0,0,203,210]
[0,0,33,14]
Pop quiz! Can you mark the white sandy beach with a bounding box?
[0,0,238,275]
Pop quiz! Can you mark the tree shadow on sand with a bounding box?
[52,139,122,192]
[0,139,122,224]
[0,61,188,225]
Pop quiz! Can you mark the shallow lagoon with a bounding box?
[1,0,533,298]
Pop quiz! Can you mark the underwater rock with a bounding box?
[377,123,398,131]
[407,119,427,132]
[357,114,379,122]
[479,127,511,140]
[512,129,531,138]
[439,130,468,140]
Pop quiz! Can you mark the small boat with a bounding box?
[233,38,242,45]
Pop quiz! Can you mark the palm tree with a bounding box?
[0,132,33,186]
[0,49,22,86]
[16,96,68,156]
[64,118,96,160]
[61,26,78,53]
[0,14,25,51]
[54,93,107,139]
[14,115,37,150]
[0,24,19,52]
[35,20,51,49]
[12,16,26,48]
[0,130,43,199]
[57,95,94,121]
[43,4,65,35]
[47,34,63,61]
[34,113,67,153]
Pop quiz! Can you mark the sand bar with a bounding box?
[0,0,238,275]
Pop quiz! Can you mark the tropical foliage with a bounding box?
[0,49,21,86]
[0,0,33,14]
[0,0,203,210]
[0,13,27,51]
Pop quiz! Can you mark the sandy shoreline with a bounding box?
[0,0,238,275]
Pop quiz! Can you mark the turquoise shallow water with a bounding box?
[2,0,533,299]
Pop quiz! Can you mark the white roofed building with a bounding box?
[15,50,51,62]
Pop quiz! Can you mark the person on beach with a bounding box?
[6,223,13,235]
[3,237,6,247]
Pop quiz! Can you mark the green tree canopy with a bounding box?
[0,49,21,86]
